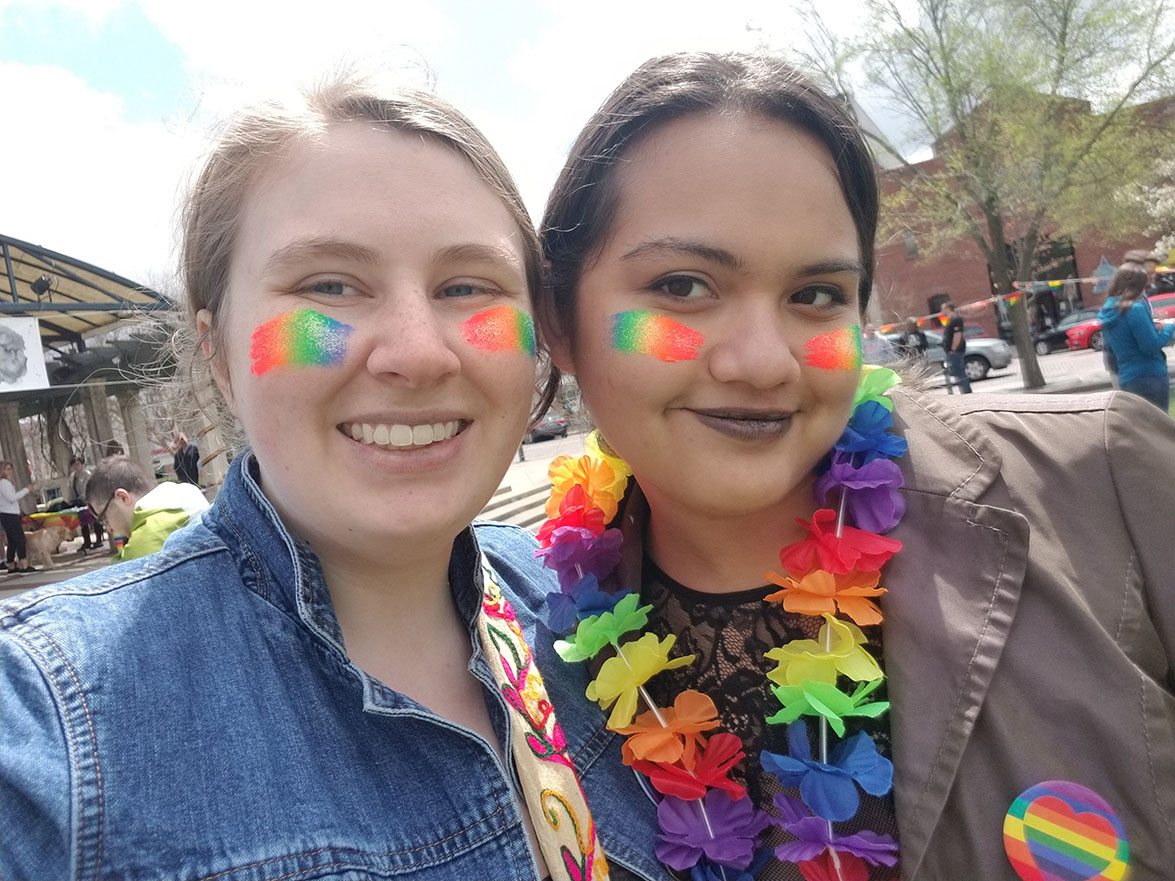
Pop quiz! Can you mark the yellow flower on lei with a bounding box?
[765,614,882,686]
[546,454,627,521]
[586,633,695,729]
[584,430,633,482]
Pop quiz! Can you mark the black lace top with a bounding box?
[637,558,900,881]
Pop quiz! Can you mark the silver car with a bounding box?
[884,329,1013,382]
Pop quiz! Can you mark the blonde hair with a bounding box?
[175,71,554,444]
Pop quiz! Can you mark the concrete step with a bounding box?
[478,484,550,533]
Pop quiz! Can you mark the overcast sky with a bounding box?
[0,0,913,292]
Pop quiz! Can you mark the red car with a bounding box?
[1065,316,1104,351]
[1066,293,1175,351]
[1149,292,1175,320]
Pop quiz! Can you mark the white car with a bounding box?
[884,330,1013,381]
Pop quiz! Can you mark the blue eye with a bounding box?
[302,279,354,297]
[791,286,847,309]
[441,283,481,298]
[652,275,710,299]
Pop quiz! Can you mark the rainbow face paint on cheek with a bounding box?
[611,310,703,362]
[803,325,862,370]
[249,309,354,375]
[462,305,536,356]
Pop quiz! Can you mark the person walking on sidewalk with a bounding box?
[66,457,104,550]
[941,301,972,393]
[0,462,35,574]
[172,433,200,485]
[1098,262,1174,412]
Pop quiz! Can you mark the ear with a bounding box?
[196,308,237,414]
[535,291,576,376]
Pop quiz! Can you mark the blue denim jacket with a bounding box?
[0,453,666,881]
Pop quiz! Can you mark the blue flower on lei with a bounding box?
[760,721,893,822]
[834,399,908,463]
[545,574,630,635]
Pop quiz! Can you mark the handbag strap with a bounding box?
[476,554,610,881]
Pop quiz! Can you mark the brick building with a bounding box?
[869,96,1175,338]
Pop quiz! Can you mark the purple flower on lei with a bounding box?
[655,789,770,872]
[545,573,630,635]
[813,452,905,534]
[534,526,623,590]
[771,793,899,867]
[834,400,908,463]
[759,722,893,822]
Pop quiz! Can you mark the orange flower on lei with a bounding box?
[764,569,887,626]
[617,689,720,768]
[546,455,626,522]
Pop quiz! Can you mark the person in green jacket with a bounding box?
[85,455,210,561]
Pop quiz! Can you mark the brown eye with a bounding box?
[652,275,709,299]
[791,286,846,308]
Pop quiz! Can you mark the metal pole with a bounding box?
[2,243,20,304]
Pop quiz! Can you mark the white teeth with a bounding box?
[346,420,460,449]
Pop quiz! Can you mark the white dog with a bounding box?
[23,525,70,570]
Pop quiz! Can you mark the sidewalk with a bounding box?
[927,347,1175,399]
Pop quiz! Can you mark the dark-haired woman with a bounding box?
[535,51,1175,880]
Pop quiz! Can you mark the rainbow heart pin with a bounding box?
[1003,781,1130,881]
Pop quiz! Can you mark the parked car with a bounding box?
[1148,292,1175,320]
[1065,316,1104,351]
[1033,308,1101,355]
[882,329,1013,381]
[524,412,569,443]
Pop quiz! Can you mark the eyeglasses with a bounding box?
[88,494,115,525]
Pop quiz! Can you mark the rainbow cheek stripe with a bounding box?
[611,311,703,362]
[249,309,354,375]
[1003,781,1130,881]
[462,306,536,356]
[803,325,863,370]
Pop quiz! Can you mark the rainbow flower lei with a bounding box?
[535,367,908,881]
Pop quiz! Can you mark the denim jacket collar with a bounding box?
[207,451,489,703]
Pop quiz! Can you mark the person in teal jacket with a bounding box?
[1098,261,1175,411]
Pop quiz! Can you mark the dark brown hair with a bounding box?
[1107,262,1150,310]
[85,455,154,503]
[539,52,879,340]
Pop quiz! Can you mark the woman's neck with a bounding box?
[642,476,817,594]
[316,535,471,694]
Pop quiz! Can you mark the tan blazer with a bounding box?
[886,390,1175,879]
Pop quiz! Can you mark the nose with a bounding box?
[706,300,803,389]
[362,292,461,387]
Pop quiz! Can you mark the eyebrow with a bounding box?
[431,242,525,271]
[621,238,742,270]
[262,238,380,276]
[620,238,863,279]
[261,238,526,277]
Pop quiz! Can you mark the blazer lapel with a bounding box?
[883,392,1031,878]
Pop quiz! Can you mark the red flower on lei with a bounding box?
[780,508,902,576]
